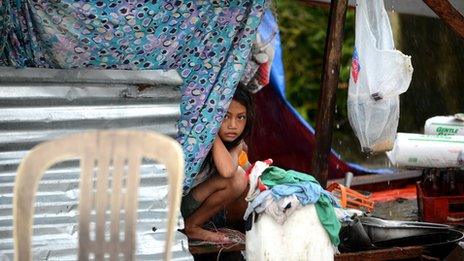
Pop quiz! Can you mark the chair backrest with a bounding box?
[13,130,184,261]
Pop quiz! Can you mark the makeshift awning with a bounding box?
[0,0,269,193]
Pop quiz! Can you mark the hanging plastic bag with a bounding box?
[348,0,413,153]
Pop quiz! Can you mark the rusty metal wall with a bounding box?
[0,67,193,260]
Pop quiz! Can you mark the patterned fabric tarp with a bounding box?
[0,0,268,193]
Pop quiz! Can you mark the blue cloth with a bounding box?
[0,0,268,193]
[243,189,272,220]
[271,182,321,205]
[271,182,340,207]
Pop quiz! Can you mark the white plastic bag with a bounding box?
[348,0,413,153]
[246,204,335,261]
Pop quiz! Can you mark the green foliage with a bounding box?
[274,1,355,126]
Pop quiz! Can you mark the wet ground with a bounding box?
[372,198,419,221]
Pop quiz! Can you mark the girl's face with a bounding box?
[219,100,247,143]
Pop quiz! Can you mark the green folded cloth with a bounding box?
[261,166,317,187]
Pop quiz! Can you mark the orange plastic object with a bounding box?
[327,183,374,212]
[369,184,416,202]
[238,150,248,168]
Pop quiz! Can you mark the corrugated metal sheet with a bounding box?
[0,67,193,260]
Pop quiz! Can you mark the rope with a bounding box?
[187,222,246,260]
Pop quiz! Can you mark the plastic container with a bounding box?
[387,133,464,168]
[417,181,464,224]
[424,116,464,136]
[327,183,374,212]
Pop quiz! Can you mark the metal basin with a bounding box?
[360,216,452,244]
[339,216,464,258]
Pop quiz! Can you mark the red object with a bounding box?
[370,184,417,202]
[245,159,272,192]
[417,181,464,224]
[248,84,355,180]
[257,62,270,86]
[351,49,360,84]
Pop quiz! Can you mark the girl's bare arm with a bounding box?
[212,137,242,178]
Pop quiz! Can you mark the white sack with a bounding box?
[387,133,464,168]
[348,0,413,153]
[246,204,334,261]
[424,116,464,136]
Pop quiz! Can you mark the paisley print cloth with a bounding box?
[0,0,267,193]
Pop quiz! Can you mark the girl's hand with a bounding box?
[241,141,248,153]
[230,140,245,157]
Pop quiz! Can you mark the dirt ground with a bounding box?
[372,198,419,221]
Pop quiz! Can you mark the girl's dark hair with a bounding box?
[223,84,255,150]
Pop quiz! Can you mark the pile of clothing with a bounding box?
[244,160,341,246]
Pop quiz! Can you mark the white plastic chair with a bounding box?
[13,130,184,260]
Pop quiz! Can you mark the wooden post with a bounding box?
[313,0,348,187]
[423,0,464,39]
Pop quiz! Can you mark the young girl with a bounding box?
[181,86,253,243]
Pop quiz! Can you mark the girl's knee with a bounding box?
[230,169,247,195]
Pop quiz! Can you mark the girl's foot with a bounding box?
[185,226,231,244]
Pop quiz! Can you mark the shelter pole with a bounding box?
[313,0,348,187]
[423,0,464,39]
